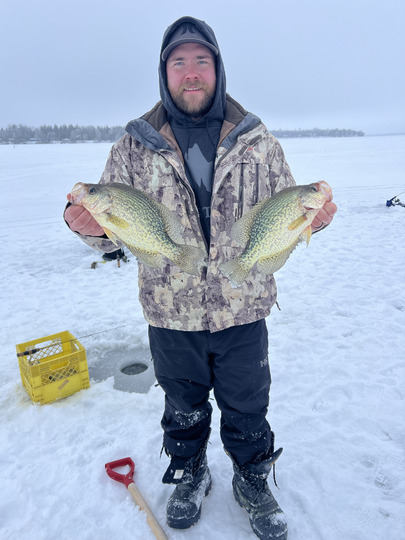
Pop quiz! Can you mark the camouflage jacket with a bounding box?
[75,95,296,332]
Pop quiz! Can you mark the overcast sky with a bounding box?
[1,0,404,134]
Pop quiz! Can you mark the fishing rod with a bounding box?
[16,324,130,358]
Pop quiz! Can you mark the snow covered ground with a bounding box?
[1,135,404,540]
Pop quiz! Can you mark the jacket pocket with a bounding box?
[234,161,272,221]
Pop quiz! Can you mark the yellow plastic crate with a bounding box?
[16,331,89,405]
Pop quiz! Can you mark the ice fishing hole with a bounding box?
[120,362,148,375]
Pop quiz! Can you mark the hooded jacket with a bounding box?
[71,17,296,333]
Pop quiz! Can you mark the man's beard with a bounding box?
[170,84,216,119]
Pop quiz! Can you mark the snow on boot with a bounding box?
[232,448,288,540]
[163,440,212,529]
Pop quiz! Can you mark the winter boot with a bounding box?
[163,439,212,529]
[232,448,288,540]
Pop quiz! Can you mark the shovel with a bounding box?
[105,457,168,540]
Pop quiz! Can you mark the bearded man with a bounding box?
[65,16,337,540]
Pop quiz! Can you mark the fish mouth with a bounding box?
[68,182,86,205]
[303,181,333,210]
[317,181,333,202]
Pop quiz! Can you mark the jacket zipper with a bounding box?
[214,130,263,221]
[253,163,260,205]
[237,163,245,220]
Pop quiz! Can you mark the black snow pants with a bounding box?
[149,319,273,466]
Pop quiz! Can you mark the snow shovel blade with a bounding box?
[105,457,168,540]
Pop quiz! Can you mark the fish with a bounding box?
[219,181,333,287]
[68,182,207,276]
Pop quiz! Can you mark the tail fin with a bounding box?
[172,245,207,276]
[219,257,251,287]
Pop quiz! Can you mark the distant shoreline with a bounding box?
[271,128,364,138]
[0,124,371,145]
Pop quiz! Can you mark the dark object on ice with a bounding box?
[386,192,405,207]
[90,248,128,268]
[102,248,126,261]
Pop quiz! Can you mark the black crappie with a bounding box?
[219,181,333,287]
[69,182,207,276]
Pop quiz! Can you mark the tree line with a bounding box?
[271,128,364,138]
[0,124,364,144]
[0,124,126,144]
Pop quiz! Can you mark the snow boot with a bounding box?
[163,439,212,529]
[232,448,288,540]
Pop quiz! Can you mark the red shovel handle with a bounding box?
[105,457,168,539]
[105,457,135,488]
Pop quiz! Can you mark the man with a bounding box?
[65,16,336,540]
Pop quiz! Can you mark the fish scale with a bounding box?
[220,182,332,287]
[69,181,207,276]
[111,191,167,251]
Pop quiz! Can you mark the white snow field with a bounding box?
[1,134,404,540]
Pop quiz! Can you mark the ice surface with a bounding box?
[1,136,404,539]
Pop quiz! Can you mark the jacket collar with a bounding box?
[125,95,261,154]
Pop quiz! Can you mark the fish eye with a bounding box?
[311,186,318,192]
[89,187,96,194]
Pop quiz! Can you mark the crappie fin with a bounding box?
[157,202,186,245]
[171,245,206,276]
[288,214,308,231]
[256,240,299,275]
[219,257,251,287]
[230,200,268,246]
[126,246,163,269]
[103,227,121,247]
[107,214,130,229]
[300,225,312,245]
